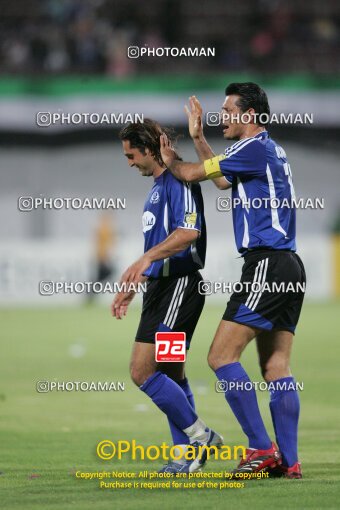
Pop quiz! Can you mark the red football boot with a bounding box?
[230,441,281,477]
[268,460,302,479]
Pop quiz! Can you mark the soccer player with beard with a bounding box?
[157,83,306,479]
[111,119,223,473]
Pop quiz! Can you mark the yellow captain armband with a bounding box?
[203,155,226,179]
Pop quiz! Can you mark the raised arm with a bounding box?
[185,96,231,190]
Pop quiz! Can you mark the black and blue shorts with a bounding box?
[223,249,306,333]
[135,271,205,347]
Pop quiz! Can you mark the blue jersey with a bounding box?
[204,131,296,254]
[142,170,206,278]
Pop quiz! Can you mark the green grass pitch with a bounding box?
[1,301,340,510]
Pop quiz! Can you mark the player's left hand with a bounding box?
[160,133,176,168]
[120,255,152,285]
[111,290,136,319]
[185,95,204,139]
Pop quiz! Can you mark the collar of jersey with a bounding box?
[254,130,268,139]
[154,168,168,181]
[237,130,268,142]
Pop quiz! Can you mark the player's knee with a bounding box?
[207,349,218,371]
[207,349,229,371]
[130,365,150,387]
[208,345,240,371]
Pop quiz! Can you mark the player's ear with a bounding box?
[247,108,257,124]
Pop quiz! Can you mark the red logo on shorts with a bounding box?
[155,332,186,362]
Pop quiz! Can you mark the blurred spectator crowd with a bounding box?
[0,0,339,76]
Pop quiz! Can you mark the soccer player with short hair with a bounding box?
[159,83,306,479]
[111,119,222,473]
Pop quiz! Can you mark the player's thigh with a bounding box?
[157,361,186,382]
[208,320,259,370]
[130,341,158,385]
[256,330,294,381]
[130,342,186,384]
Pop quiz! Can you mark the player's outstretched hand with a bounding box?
[111,290,136,320]
[185,95,203,139]
[160,133,176,168]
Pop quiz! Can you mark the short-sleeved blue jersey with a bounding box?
[204,131,296,254]
[142,169,206,278]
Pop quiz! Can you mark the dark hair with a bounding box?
[225,82,270,126]
[119,118,181,165]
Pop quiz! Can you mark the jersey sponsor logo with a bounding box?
[142,211,156,232]
[150,191,160,204]
[184,211,197,226]
[155,332,186,362]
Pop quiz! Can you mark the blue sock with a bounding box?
[167,378,195,445]
[269,377,300,467]
[215,362,271,450]
[140,372,198,430]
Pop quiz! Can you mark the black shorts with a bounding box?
[135,271,205,348]
[223,249,306,333]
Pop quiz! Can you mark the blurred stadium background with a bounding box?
[1,0,340,307]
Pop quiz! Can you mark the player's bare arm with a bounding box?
[120,227,198,286]
[185,96,231,191]
[112,227,199,318]
[160,133,206,182]
[186,95,214,160]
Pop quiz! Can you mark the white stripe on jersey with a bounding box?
[225,137,251,155]
[183,182,196,229]
[266,164,287,236]
[225,133,264,156]
[184,182,188,211]
[237,177,250,248]
[237,177,249,214]
[225,137,258,159]
[163,202,170,277]
[242,216,250,249]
